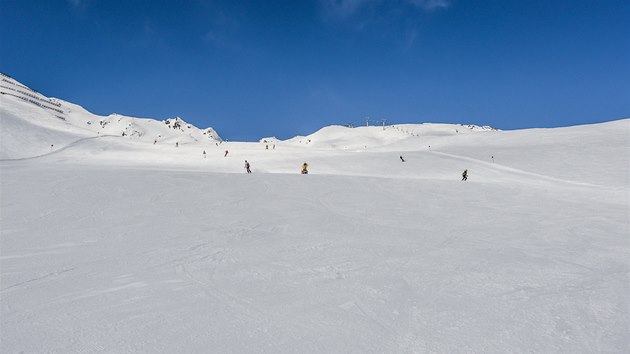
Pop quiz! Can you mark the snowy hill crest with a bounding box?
[0,72,222,158]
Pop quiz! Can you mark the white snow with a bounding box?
[1,76,629,353]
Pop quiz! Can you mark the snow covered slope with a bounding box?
[0,73,221,159]
[1,74,629,353]
[283,123,496,150]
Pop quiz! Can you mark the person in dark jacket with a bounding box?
[245,160,251,173]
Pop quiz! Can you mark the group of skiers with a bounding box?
[200,149,468,179]
[241,155,470,178]
[239,158,467,179]
[216,146,310,175]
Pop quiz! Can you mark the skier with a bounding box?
[462,169,468,181]
[301,162,309,174]
[175,142,179,148]
[400,155,405,162]
[203,150,206,158]
[245,160,251,173]
[224,150,229,157]
[154,139,157,145]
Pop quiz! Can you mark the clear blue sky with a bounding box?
[1,0,629,141]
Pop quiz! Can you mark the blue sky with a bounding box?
[1,0,628,141]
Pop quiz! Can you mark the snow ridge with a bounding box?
[0,72,222,159]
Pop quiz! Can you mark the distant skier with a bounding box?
[175,142,179,148]
[491,156,494,163]
[203,150,206,158]
[301,162,309,174]
[224,150,229,157]
[153,139,157,145]
[462,169,468,181]
[400,155,405,162]
[245,160,251,173]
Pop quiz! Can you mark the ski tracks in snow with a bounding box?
[0,134,118,162]
[430,150,614,189]
[0,267,77,294]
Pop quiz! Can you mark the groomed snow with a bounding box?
[1,83,629,352]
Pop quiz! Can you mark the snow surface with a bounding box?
[1,76,629,353]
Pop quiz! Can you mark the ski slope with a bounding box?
[0,74,221,160]
[1,76,629,352]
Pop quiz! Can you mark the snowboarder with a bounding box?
[462,169,468,181]
[245,160,251,173]
[224,150,229,157]
[301,162,309,174]
[400,155,405,162]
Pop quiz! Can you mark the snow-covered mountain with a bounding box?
[1,72,507,161]
[1,73,629,353]
[0,73,221,159]
[2,72,628,186]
